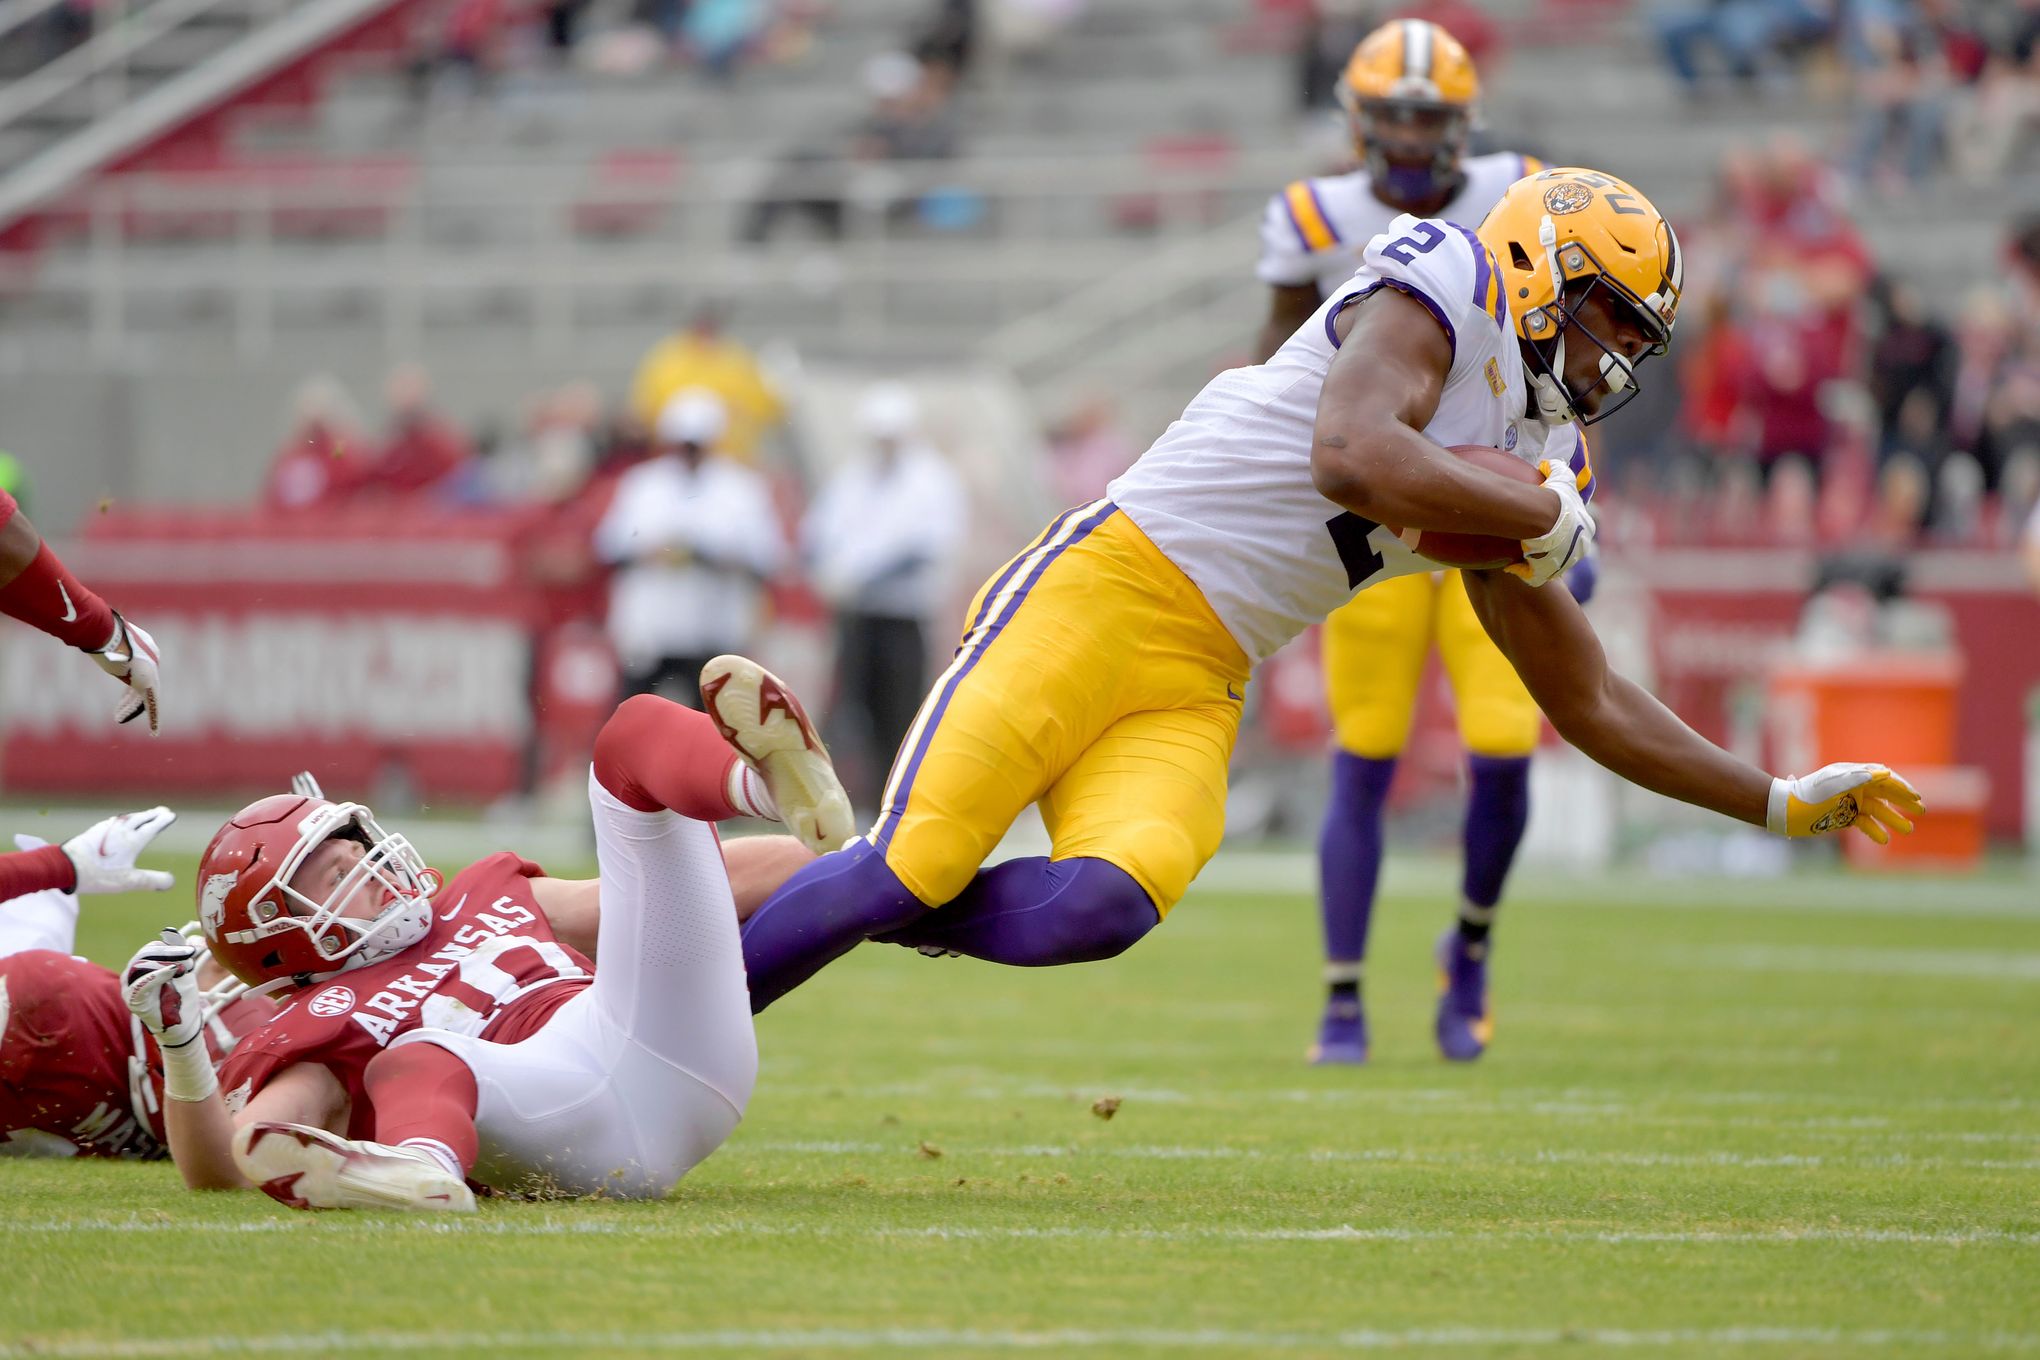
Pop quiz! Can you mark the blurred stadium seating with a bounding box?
[0,0,2032,863]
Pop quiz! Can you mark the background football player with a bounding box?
[1254,19,1579,1066]
[125,660,848,1211]
[734,168,1923,1014]
[0,808,269,1160]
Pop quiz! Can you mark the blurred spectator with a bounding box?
[802,384,967,807]
[1948,0,2040,180]
[1947,288,2040,492]
[542,0,595,58]
[1872,451,1929,548]
[264,377,371,511]
[1843,0,1950,188]
[628,303,786,464]
[408,0,511,106]
[915,0,978,76]
[593,390,786,708]
[1046,394,1139,504]
[363,364,473,498]
[1867,277,1954,459]
[680,0,774,77]
[1651,0,1829,95]
[485,382,604,504]
[742,51,962,242]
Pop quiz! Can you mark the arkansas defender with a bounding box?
[125,657,850,1210]
[1,809,274,1158]
[0,489,163,733]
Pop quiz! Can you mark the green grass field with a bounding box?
[2,850,2036,1359]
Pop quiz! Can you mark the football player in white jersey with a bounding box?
[1254,19,1538,363]
[1254,18,1575,1066]
[735,168,1922,1013]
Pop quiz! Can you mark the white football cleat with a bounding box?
[699,654,856,856]
[235,1121,476,1214]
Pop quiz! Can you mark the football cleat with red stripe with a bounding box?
[700,655,856,856]
[234,1121,475,1213]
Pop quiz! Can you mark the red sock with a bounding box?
[0,537,116,651]
[365,1042,478,1175]
[591,694,744,819]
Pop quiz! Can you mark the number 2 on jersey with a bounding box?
[1380,222,1447,266]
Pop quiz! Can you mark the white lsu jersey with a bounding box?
[1257,151,1543,300]
[1111,213,1592,666]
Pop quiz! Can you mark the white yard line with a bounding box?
[4,1218,2033,1247]
[3,1325,2037,1356]
[1683,946,2040,981]
[739,1139,2040,1172]
[761,1079,2040,1116]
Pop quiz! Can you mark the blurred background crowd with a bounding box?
[0,0,2033,863]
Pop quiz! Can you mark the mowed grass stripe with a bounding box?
[5,1217,2034,1246]
[5,1325,2039,1357]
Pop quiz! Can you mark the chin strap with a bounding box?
[1529,213,1576,424]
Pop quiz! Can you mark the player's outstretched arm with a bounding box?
[0,494,163,733]
[1464,569,1923,842]
[1311,289,1562,543]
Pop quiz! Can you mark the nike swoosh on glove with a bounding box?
[1768,764,1925,845]
[62,807,177,894]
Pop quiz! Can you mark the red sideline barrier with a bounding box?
[0,504,605,803]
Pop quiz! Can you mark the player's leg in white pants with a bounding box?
[394,771,759,1198]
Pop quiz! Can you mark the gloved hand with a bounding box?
[1508,460,1594,588]
[55,807,176,895]
[122,928,206,1048]
[1768,764,1925,845]
[90,611,162,735]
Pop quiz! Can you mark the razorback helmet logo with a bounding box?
[199,871,238,934]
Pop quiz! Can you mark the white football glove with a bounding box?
[56,807,176,895]
[123,928,206,1048]
[1508,460,1595,589]
[90,611,162,735]
[1769,763,1925,844]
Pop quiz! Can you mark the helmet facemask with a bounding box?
[1351,97,1470,209]
[229,803,440,982]
[1518,218,1671,427]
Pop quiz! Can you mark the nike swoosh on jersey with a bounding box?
[57,582,75,623]
[438,893,469,922]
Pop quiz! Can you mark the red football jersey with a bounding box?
[217,852,592,1138]
[0,951,274,1158]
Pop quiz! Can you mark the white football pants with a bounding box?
[391,770,758,1198]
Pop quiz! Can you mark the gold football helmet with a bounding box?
[1477,167,1684,425]
[1339,20,1481,210]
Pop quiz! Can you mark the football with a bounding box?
[1382,443,1543,569]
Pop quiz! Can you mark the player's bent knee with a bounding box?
[1047,858,1160,962]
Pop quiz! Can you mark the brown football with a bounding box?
[1383,444,1542,569]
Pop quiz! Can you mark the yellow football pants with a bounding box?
[1323,570,1541,760]
[868,501,1250,916]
